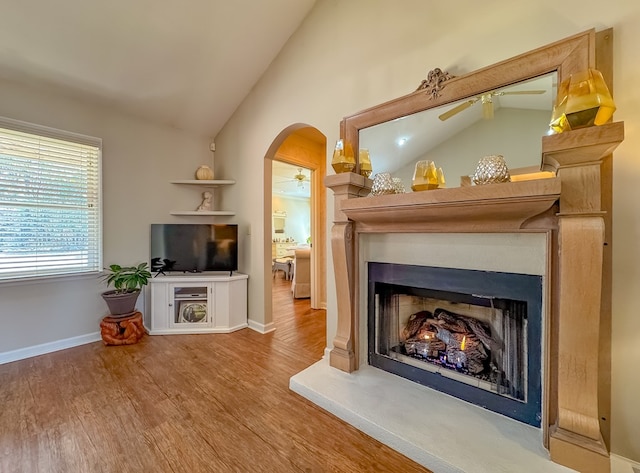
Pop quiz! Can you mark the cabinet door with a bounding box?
[169,283,212,328]
[150,282,169,331]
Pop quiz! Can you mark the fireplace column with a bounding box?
[542,122,623,473]
[325,172,371,372]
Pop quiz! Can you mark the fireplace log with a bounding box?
[402,310,433,340]
[403,308,493,374]
[434,308,496,351]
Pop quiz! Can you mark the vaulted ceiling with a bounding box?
[0,0,316,136]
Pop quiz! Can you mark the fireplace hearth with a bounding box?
[368,262,542,426]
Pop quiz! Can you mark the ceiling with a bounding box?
[0,0,316,136]
[272,161,311,199]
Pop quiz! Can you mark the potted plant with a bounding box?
[101,262,151,316]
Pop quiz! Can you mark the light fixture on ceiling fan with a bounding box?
[438,89,546,121]
[294,168,307,188]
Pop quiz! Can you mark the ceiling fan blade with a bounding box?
[438,98,478,121]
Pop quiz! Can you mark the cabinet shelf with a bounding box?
[169,210,236,216]
[170,179,236,186]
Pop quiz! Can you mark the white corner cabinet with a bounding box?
[147,273,248,335]
[169,179,236,216]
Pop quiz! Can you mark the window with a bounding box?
[0,117,102,281]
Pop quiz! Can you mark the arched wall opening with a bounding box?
[262,124,327,331]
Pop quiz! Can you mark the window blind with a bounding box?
[0,118,102,281]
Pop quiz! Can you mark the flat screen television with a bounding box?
[150,224,238,274]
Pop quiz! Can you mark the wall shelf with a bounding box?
[170,179,236,186]
[169,210,236,216]
[170,179,236,216]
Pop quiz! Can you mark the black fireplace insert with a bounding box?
[368,262,542,426]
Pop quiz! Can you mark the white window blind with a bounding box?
[0,117,102,281]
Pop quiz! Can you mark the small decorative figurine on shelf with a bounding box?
[196,191,212,211]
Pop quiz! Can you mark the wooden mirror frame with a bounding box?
[341,29,596,175]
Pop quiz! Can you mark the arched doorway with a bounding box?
[263,125,327,329]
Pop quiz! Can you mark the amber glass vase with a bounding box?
[331,139,356,173]
[549,69,616,134]
[359,149,372,178]
[411,160,440,191]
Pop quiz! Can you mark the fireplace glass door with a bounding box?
[368,263,542,426]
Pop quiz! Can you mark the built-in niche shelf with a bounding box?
[170,179,236,186]
[169,210,236,216]
[170,179,236,216]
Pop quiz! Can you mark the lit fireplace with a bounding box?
[368,262,542,426]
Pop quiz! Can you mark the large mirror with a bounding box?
[342,29,597,189]
[360,73,556,188]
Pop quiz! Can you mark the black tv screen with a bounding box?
[150,224,238,273]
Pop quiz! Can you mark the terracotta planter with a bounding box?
[101,289,141,317]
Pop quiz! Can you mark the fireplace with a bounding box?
[368,262,542,426]
[314,30,621,472]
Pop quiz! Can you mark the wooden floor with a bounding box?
[0,274,431,473]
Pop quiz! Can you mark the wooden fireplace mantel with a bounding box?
[339,177,561,232]
[325,121,624,473]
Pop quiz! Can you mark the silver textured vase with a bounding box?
[392,177,406,194]
[370,172,396,196]
[471,155,511,185]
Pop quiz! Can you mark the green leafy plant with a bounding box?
[102,262,151,294]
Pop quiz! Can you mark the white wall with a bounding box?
[271,195,311,243]
[0,78,215,354]
[213,0,640,461]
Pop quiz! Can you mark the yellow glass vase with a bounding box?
[549,69,616,134]
[411,160,440,191]
[331,139,356,173]
[359,148,372,178]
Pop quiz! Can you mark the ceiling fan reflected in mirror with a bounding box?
[438,89,546,121]
[293,168,307,188]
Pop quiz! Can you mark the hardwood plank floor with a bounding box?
[0,274,431,473]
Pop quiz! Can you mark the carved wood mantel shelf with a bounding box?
[325,121,624,473]
[339,178,561,232]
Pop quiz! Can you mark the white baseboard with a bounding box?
[247,319,276,334]
[324,347,332,360]
[0,332,102,365]
[611,454,640,473]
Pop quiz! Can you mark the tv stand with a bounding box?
[147,273,248,335]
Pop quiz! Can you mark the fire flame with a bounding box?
[460,335,467,351]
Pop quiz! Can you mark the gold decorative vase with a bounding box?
[331,139,356,173]
[359,148,372,178]
[195,165,214,180]
[549,68,616,134]
[411,160,445,191]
